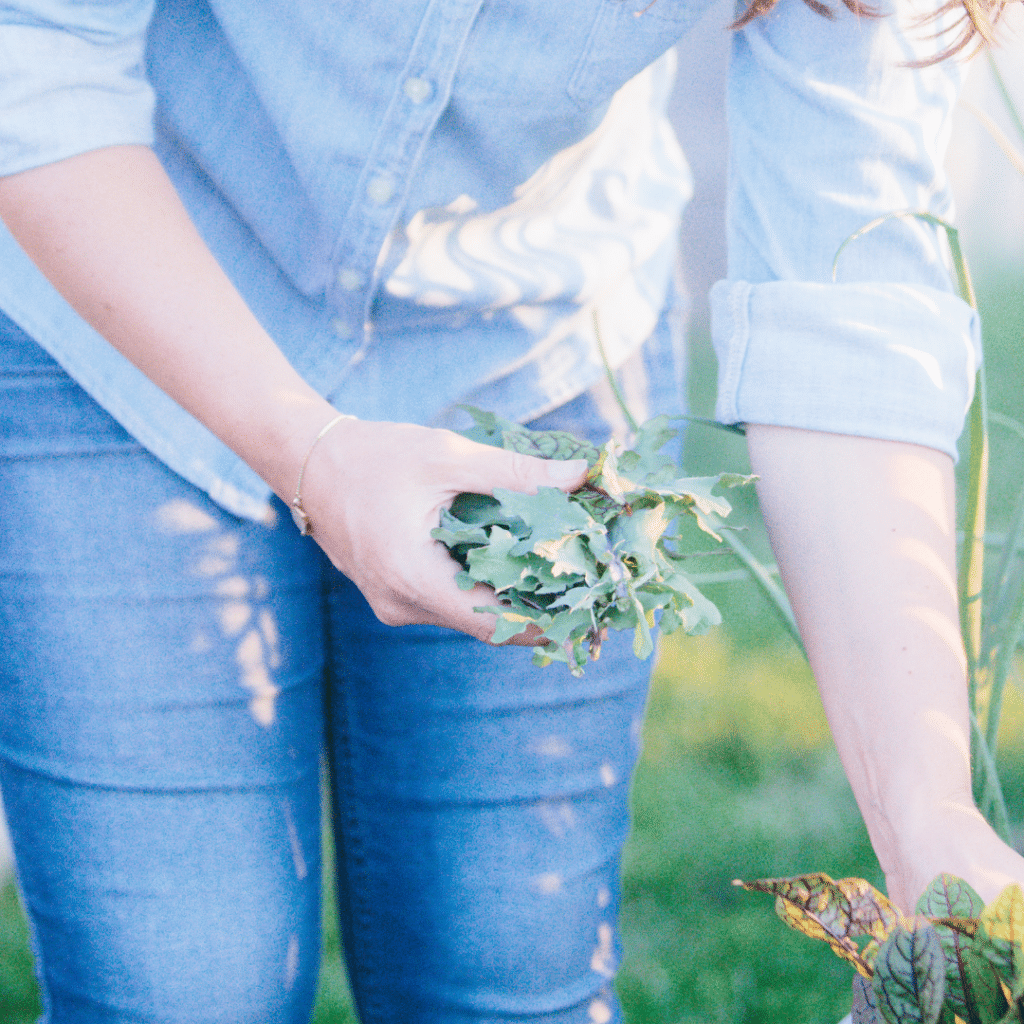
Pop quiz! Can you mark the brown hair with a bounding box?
[730,0,1012,63]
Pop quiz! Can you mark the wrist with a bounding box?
[288,412,357,535]
[868,793,988,910]
[238,393,344,505]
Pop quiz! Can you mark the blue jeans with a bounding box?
[0,309,684,1023]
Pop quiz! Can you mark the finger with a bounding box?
[410,543,551,645]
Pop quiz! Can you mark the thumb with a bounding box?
[453,440,589,497]
[519,454,589,492]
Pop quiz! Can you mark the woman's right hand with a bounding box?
[292,415,588,642]
[0,147,589,644]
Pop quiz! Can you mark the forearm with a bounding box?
[0,144,331,499]
[745,424,1004,908]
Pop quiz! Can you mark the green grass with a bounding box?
[0,884,38,1024]
[620,628,880,1024]
[1,269,1022,1022]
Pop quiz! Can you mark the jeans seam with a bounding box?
[325,599,386,1024]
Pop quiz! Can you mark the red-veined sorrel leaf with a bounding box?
[854,972,885,1023]
[918,876,986,921]
[873,919,946,1024]
[976,884,1024,1004]
[917,875,1006,1023]
[735,874,873,977]
[935,922,1007,1024]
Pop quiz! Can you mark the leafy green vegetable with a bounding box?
[916,875,1007,1023]
[739,873,1024,1024]
[873,920,946,1024]
[433,406,752,675]
[854,972,883,1024]
[976,884,1024,1009]
[733,873,882,979]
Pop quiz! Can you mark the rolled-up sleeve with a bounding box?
[714,0,979,460]
[0,0,156,176]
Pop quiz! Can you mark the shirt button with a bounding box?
[366,175,395,206]
[336,268,364,292]
[330,318,354,341]
[403,76,433,104]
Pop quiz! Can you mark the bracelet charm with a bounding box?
[290,412,355,536]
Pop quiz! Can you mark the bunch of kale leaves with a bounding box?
[432,408,750,674]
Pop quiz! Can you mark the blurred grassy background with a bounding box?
[1,268,1020,1024]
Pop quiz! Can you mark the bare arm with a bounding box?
[0,145,586,638]
[747,424,1024,910]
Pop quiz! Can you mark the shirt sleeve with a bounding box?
[712,0,980,460]
[0,0,156,175]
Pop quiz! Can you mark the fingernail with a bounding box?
[548,459,588,481]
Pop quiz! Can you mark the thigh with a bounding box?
[327,584,647,1024]
[0,316,325,1023]
[325,318,686,1024]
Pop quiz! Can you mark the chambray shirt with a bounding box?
[0,0,979,521]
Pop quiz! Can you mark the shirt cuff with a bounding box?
[0,23,155,175]
[710,279,981,462]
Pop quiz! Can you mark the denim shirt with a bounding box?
[0,0,979,521]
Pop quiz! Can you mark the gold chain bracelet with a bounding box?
[290,412,356,536]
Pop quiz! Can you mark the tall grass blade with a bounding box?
[972,708,1011,842]
[984,483,1024,660]
[591,310,640,435]
[989,52,1024,148]
[984,417,1024,650]
[673,414,747,437]
[963,100,1024,178]
[707,514,806,654]
[831,211,975,305]
[962,368,989,719]
[985,566,1024,768]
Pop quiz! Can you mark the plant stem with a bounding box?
[708,515,805,654]
[591,310,640,435]
[961,367,989,739]
[986,570,1024,766]
[985,469,1024,661]
[989,52,1024,148]
[972,709,1011,842]
[945,229,997,825]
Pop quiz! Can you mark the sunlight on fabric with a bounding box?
[537,799,577,838]
[590,923,616,978]
[533,872,563,895]
[154,498,218,534]
[888,343,944,391]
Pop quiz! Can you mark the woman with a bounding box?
[1,0,1021,1020]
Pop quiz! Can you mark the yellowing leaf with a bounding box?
[736,874,873,977]
[840,877,900,942]
[976,884,1024,1001]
